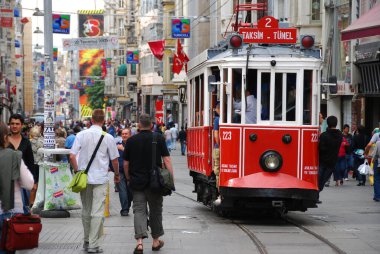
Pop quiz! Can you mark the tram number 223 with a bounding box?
[222,131,232,140]
[311,133,319,143]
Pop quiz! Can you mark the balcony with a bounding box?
[127,37,137,45]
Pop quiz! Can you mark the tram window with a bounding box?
[195,76,200,126]
[222,69,228,123]
[303,70,313,125]
[286,73,297,121]
[261,72,270,121]
[200,74,204,126]
[232,69,242,124]
[274,73,283,121]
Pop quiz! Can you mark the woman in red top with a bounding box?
[333,137,348,186]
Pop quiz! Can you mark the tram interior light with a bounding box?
[300,35,315,49]
[228,34,243,49]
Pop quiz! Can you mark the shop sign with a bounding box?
[172,19,190,38]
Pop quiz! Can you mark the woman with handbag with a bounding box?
[0,122,34,254]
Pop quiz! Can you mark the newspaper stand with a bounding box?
[32,148,81,218]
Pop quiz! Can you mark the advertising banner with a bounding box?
[78,12,104,37]
[79,49,104,77]
[127,51,139,64]
[62,36,119,51]
[52,14,70,34]
[171,18,190,38]
[53,48,58,61]
[155,98,164,124]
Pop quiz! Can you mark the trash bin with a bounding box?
[32,148,81,218]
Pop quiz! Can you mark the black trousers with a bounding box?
[318,165,334,193]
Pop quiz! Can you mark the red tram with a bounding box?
[186,9,322,213]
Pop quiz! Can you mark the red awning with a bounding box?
[341,3,380,41]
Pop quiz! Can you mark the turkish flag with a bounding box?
[148,40,165,61]
[11,85,16,95]
[177,39,189,72]
[101,58,107,79]
[20,17,29,24]
[172,53,183,74]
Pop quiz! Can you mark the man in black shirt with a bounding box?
[123,114,174,254]
[8,114,35,209]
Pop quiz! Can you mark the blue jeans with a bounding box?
[180,141,186,155]
[116,174,131,213]
[166,140,172,152]
[373,161,380,199]
[334,157,346,181]
[345,154,354,178]
[0,212,17,254]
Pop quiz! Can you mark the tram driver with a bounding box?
[233,89,257,124]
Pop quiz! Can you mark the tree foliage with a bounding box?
[85,66,111,109]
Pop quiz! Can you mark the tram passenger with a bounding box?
[233,89,257,124]
[213,103,221,205]
[318,116,343,203]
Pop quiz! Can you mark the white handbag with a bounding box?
[358,160,370,175]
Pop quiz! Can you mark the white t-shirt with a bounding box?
[164,130,172,141]
[170,127,178,139]
[233,95,257,124]
[71,125,119,184]
[370,133,380,144]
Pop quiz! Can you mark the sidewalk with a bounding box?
[21,148,380,254]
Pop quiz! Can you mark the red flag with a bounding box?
[15,54,23,58]
[101,58,107,79]
[177,39,190,72]
[11,85,16,95]
[20,17,29,24]
[172,54,183,74]
[148,40,165,61]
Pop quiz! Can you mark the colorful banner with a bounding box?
[80,94,92,118]
[52,14,70,34]
[53,48,58,61]
[172,18,190,38]
[79,49,104,77]
[62,36,119,51]
[127,51,139,64]
[78,12,104,37]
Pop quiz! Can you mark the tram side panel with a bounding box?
[300,128,319,187]
[187,127,212,176]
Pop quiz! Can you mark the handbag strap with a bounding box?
[85,131,106,174]
[152,132,157,171]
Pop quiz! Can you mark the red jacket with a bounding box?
[338,137,348,157]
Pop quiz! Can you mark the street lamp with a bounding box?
[34,27,43,33]
[33,8,44,16]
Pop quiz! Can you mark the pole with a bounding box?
[43,0,56,150]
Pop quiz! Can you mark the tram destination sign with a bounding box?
[239,16,297,44]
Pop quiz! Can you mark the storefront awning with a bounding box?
[117,64,127,76]
[341,3,380,41]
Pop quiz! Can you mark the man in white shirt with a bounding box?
[70,109,120,254]
[170,125,178,150]
[233,90,257,124]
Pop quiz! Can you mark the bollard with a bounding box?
[104,182,110,217]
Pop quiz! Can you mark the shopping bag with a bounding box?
[358,160,370,175]
[0,214,42,251]
[67,171,87,193]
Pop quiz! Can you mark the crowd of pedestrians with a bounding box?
[318,113,380,203]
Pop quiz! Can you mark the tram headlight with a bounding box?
[260,151,283,172]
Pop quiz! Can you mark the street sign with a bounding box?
[239,16,297,44]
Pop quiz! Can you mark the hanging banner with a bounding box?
[52,14,70,34]
[78,10,104,37]
[79,49,104,77]
[171,18,190,38]
[53,48,58,61]
[0,9,12,28]
[127,51,139,64]
[155,98,164,124]
[147,40,165,61]
[62,36,119,51]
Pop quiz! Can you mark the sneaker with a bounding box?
[344,178,349,181]
[87,247,103,253]
[213,196,222,206]
[324,183,330,187]
[120,211,129,216]
[373,198,380,202]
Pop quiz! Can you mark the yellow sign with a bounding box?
[81,105,93,118]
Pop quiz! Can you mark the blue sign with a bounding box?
[127,51,139,64]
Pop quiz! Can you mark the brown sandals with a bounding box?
[133,244,143,254]
[152,240,164,251]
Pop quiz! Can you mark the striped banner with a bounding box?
[78,10,104,14]
[80,105,93,118]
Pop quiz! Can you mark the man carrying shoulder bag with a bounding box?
[69,109,120,253]
[123,114,174,254]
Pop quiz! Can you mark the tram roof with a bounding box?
[188,44,321,72]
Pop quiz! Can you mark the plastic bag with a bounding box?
[358,160,370,175]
